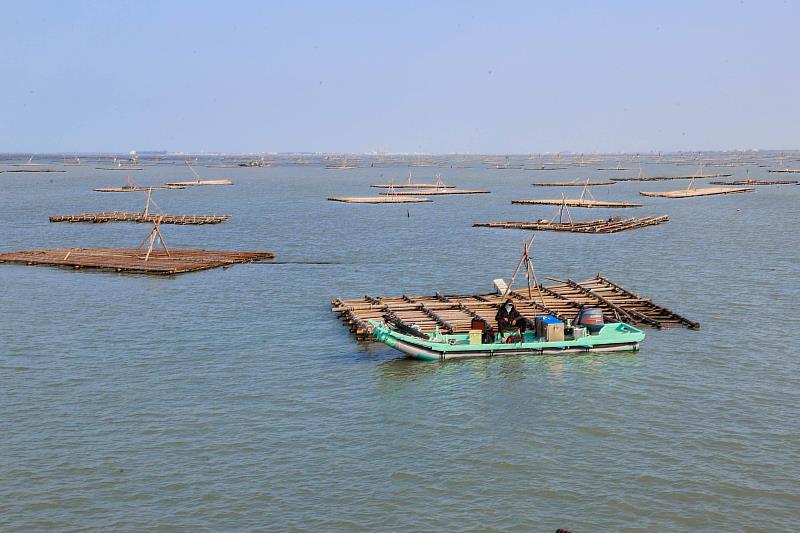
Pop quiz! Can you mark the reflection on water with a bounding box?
[376,350,642,385]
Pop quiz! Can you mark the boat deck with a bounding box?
[331,274,698,338]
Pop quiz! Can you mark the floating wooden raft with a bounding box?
[95,185,185,192]
[611,173,731,181]
[0,168,66,173]
[164,179,232,186]
[512,199,642,208]
[639,187,754,198]
[531,181,615,187]
[331,274,699,339]
[473,215,669,233]
[379,189,490,195]
[327,196,431,203]
[370,183,455,189]
[49,212,231,225]
[709,179,798,185]
[96,167,144,171]
[0,248,273,275]
[768,168,800,173]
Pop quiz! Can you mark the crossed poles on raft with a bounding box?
[137,189,171,261]
[137,217,170,261]
[502,232,546,305]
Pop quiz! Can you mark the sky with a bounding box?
[1,0,798,154]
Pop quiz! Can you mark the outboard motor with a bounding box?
[576,307,605,334]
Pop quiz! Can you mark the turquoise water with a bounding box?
[1,157,799,530]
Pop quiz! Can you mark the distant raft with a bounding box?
[327,196,431,203]
[49,212,230,225]
[531,180,615,187]
[639,186,754,198]
[371,183,455,188]
[511,199,642,208]
[95,185,185,192]
[0,248,273,275]
[0,168,65,173]
[767,168,800,173]
[164,179,233,186]
[372,171,455,189]
[611,173,731,181]
[709,179,798,185]
[473,215,669,233]
[379,189,490,195]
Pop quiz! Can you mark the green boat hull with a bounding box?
[370,320,645,361]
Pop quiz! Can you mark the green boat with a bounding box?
[369,316,645,361]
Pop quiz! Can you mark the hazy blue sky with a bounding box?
[1,1,798,153]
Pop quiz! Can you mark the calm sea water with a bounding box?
[1,158,798,531]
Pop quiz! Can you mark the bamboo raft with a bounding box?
[331,274,699,339]
[531,180,615,187]
[95,185,185,192]
[768,168,800,173]
[371,183,455,189]
[0,248,273,275]
[473,215,669,233]
[379,189,490,196]
[327,196,431,203]
[0,168,66,173]
[512,199,642,208]
[96,167,144,171]
[639,186,754,198]
[164,179,232,186]
[709,179,798,186]
[611,173,731,181]
[49,212,231,225]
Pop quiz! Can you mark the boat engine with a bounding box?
[576,307,605,334]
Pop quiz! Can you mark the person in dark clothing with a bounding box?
[495,299,527,333]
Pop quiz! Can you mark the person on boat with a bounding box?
[496,299,527,333]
